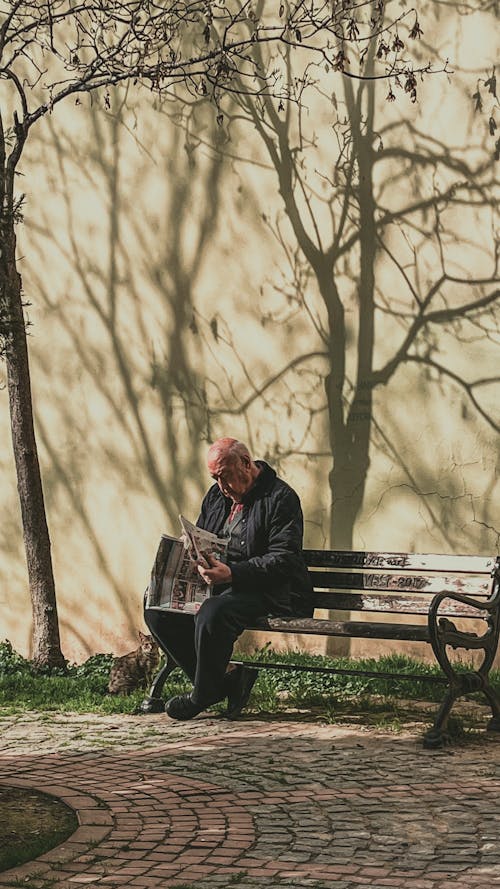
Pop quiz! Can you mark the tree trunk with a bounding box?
[328,423,371,551]
[2,226,65,669]
[328,78,377,552]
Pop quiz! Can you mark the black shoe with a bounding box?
[165,693,205,721]
[226,667,258,720]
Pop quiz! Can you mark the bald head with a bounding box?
[207,438,260,502]
[207,438,250,465]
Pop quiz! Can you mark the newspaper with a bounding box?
[145,515,228,613]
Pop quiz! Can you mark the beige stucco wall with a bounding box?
[0,5,498,666]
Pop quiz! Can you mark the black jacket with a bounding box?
[197,461,313,615]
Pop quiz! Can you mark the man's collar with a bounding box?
[241,460,276,504]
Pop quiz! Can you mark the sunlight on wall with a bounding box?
[0,5,498,666]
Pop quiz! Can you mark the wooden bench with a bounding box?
[141,549,500,748]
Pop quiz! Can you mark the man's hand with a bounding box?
[197,554,232,585]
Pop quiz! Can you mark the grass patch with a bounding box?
[0,639,498,722]
[0,640,189,714]
[0,671,190,715]
[230,647,500,710]
[0,787,78,873]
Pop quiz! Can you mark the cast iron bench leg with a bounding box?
[484,682,500,732]
[479,636,500,732]
[139,655,178,713]
[423,686,459,749]
[426,606,499,747]
[424,667,500,747]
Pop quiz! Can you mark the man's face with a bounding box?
[207,453,254,502]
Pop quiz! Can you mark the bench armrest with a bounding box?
[428,584,500,654]
[430,585,500,618]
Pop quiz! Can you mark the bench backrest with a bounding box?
[304,550,499,617]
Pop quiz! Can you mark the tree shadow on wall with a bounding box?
[24,90,228,647]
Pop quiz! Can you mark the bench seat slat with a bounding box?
[248,617,431,642]
[311,592,487,617]
[309,571,491,597]
[304,550,494,574]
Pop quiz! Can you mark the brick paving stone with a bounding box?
[401,882,436,889]
[1,712,499,888]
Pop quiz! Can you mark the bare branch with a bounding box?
[406,354,500,434]
[213,350,328,415]
[372,286,500,387]
[0,1,445,139]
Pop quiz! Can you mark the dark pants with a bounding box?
[144,588,272,706]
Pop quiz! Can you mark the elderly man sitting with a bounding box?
[144,437,313,720]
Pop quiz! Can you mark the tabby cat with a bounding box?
[107,632,161,695]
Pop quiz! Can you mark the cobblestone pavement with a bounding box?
[0,710,499,889]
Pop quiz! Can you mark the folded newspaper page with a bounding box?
[145,516,228,613]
